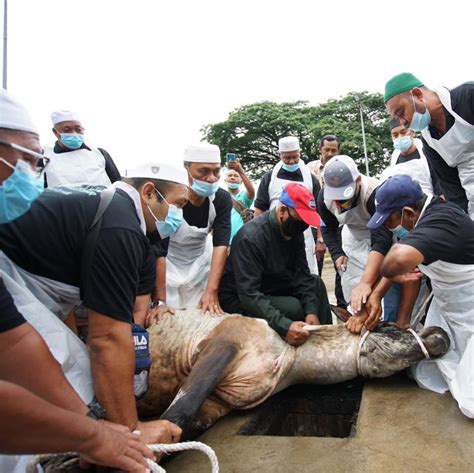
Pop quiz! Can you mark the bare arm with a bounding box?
[396,278,422,329]
[351,251,385,313]
[88,311,138,429]
[0,381,153,471]
[152,256,167,303]
[199,246,228,315]
[381,243,425,278]
[228,158,255,199]
[0,323,87,415]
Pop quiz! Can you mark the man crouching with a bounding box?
[219,183,332,346]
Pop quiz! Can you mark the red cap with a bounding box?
[280,183,321,226]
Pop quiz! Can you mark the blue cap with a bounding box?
[367,175,423,229]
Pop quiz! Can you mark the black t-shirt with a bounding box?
[422,82,474,213]
[183,188,232,246]
[0,278,26,333]
[0,189,155,322]
[254,166,321,212]
[396,148,420,164]
[148,232,170,258]
[400,197,474,265]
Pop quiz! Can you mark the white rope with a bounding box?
[146,441,219,473]
[407,328,430,359]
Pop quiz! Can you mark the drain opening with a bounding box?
[239,380,363,438]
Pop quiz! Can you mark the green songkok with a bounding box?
[384,73,424,103]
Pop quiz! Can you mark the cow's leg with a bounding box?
[160,337,237,435]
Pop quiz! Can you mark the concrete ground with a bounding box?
[163,257,474,473]
[164,377,474,473]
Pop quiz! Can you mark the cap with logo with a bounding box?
[125,163,189,187]
[279,183,321,226]
[367,174,423,229]
[322,155,360,201]
[278,136,300,153]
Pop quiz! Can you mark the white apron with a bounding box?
[166,197,216,309]
[268,161,318,275]
[383,138,434,195]
[44,145,112,189]
[0,253,94,473]
[324,175,380,302]
[421,86,474,219]
[411,198,474,418]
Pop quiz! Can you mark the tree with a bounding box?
[201,92,393,178]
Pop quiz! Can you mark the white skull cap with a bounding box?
[184,143,221,163]
[0,88,38,134]
[279,136,300,152]
[51,110,81,125]
[126,162,189,187]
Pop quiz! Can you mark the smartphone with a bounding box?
[226,153,237,162]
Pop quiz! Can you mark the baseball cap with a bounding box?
[323,155,360,201]
[280,183,321,226]
[367,174,423,229]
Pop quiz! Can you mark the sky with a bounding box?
[1,0,472,174]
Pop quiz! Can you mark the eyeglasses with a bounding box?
[0,139,50,177]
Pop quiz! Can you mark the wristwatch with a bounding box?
[86,401,107,420]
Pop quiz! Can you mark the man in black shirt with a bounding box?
[0,90,173,467]
[0,157,188,444]
[44,110,121,189]
[254,136,321,275]
[166,143,232,314]
[220,183,332,346]
[365,174,474,418]
[384,73,474,218]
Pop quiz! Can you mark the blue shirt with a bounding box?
[229,189,254,243]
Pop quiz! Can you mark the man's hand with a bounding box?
[350,282,372,314]
[364,293,383,330]
[285,321,310,346]
[228,158,245,175]
[136,420,182,445]
[345,312,369,335]
[198,289,224,316]
[79,422,154,473]
[145,305,175,328]
[335,255,348,272]
[305,314,320,325]
[390,268,424,285]
[316,241,326,261]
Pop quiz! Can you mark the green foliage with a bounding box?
[201,92,393,178]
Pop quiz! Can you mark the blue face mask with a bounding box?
[390,224,409,239]
[227,183,240,190]
[389,210,410,239]
[191,178,220,197]
[409,94,431,132]
[148,188,184,239]
[394,136,413,153]
[282,162,300,173]
[60,133,84,150]
[0,159,44,223]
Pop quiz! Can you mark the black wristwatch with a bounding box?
[86,401,107,420]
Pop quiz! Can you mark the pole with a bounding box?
[2,0,7,89]
[355,95,369,176]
